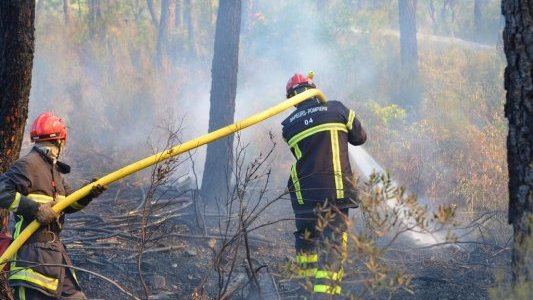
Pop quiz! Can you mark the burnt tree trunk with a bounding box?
[0,0,36,206]
[398,0,420,115]
[147,0,159,27]
[0,2,36,298]
[502,0,533,283]
[156,0,176,70]
[201,0,241,204]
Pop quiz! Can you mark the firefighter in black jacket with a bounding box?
[282,73,366,298]
[0,112,106,300]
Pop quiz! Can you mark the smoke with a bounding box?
[25,1,506,216]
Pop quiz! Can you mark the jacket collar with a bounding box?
[32,147,71,174]
[296,97,321,109]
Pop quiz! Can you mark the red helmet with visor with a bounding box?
[286,73,316,98]
[30,112,68,143]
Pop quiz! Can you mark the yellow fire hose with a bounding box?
[0,88,326,269]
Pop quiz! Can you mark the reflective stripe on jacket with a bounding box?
[0,147,87,296]
[282,99,366,209]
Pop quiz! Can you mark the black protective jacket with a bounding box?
[282,99,367,211]
[0,147,92,296]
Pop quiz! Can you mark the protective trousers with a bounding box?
[294,206,348,298]
[14,268,87,300]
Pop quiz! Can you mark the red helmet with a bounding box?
[286,73,316,98]
[30,112,68,143]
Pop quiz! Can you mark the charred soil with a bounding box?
[60,186,510,300]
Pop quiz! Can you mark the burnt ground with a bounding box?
[57,183,511,300]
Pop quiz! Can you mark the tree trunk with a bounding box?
[473,0,482,39]
[440,0,450,33]
[0,2,36,299]
[184,0,196,57]
[399,0,418,67]
[156,0,175,70]
[63,0,70,24]
[88,0,102,22]
[201,0,242,204]
[398,0,420,115]
[175,0,182,29]
[87,0,102,36]
[147,0,159,27]
[428,0,437,33]
[502,0,533,283]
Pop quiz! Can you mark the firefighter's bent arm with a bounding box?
[343,105,367,146]
[347,115,366,146]
[0,161,40,219]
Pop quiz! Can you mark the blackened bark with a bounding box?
[0,1,35,182]
[201,0,241,203]
[0,2,35,298]
[147,0,159,27]
[502,0,533,283]
[156,0,175,69]
[398,0,420,114]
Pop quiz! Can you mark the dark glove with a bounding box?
[339,188,359,209]
[88,178,107,199]
[35,202,59,225]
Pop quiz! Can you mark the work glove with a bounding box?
[342,176,360,209]
[35,202,59,225]
[88,178,107,199]
[71,178,107,210]
[335,188,359,209]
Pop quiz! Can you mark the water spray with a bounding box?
[349,146,445,246]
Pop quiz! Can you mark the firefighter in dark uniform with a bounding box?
[0,112,106,300]
[282,73,366,298]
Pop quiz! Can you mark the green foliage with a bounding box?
[366,101,407,126]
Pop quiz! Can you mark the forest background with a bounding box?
[30,0,507,214]
[6,0,511,298]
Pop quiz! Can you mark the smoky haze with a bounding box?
[9,3,511,299]
[26,1,505,207]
